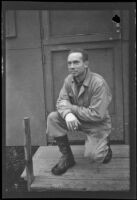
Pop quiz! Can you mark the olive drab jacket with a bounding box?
[56,68,112,135]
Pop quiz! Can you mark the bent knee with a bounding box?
[47,111,59,122]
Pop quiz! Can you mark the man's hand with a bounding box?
[65,113,81,132]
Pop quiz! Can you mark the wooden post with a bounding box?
[23,117,34,191]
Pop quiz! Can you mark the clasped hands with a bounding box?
[57,100,81,131]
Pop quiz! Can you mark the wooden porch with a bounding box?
[21,144,130,192]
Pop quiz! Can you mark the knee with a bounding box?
[47,111,59,124]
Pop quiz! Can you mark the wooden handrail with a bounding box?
[23,117,34,191]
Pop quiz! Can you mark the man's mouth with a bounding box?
[70,71,77,74]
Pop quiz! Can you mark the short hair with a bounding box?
[68,48,88,62]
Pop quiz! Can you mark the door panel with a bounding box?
[42,10,121,45]
[42,10,124,143]
[50,10,113,36]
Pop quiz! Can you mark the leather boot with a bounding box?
[51,135,75,175]
[103,139,112,164]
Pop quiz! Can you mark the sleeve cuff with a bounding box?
[62,109,72,119]
[71,105,78,114]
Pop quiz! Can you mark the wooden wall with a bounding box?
[6,11,46,145]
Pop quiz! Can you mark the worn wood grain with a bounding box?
[21,145,129,191]
[22,157,129,177]
[22,162,129,180]
[23,117,34,191]
[32,145,129,160]
[30,176,129,191]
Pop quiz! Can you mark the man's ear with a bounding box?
[84,61,89,68]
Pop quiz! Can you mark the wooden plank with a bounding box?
[32,145,129,160]
[23,170,129,181]
[44,46,54,113]
[112,42,124,141]
[122,41,129,144]
[23,117,34,191]
[21,157,129,180]
[42,11,50,41]
[30,176,129,191]
[25,168,129,181]
[21,145,129,177]
[25,157,129,179]
[6,11,16,38]
[21,145,129,191]
[22,153,129,179]
[43,33,121,46]
[121,10,129,41]
[39,169,129,180]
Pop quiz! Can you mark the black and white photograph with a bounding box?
[2,2,136,199]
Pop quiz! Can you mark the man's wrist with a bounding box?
[63,110,72,119]
[71,105,78,113]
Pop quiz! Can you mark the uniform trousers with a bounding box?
[46,111,111,163]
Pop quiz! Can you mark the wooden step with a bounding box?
[21,145,130,191]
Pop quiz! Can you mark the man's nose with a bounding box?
[70,63,75,69]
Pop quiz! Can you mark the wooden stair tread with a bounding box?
[21,145,129,191]
[32,145,129,159]
[30,176,129,191]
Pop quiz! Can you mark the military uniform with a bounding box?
[47,68,112,169]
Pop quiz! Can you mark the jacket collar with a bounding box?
[71,68,91,87]
[71,68,91,98]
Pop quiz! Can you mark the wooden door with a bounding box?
[41,10,124,143]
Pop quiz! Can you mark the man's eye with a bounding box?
[67,61,79,65]
[74,61,79,64]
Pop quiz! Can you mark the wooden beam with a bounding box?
[23,117,34,191]
[6,10,16,38]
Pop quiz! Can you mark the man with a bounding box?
[46,49,112,175]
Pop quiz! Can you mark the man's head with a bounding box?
[67,49,89,78]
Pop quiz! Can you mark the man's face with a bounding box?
[67,52,88,77]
